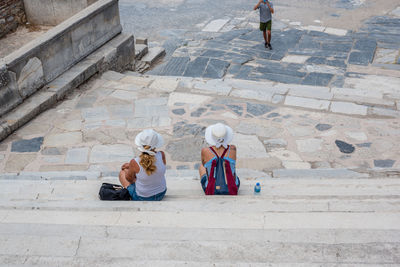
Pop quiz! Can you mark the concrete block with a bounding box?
[135,37,148,45]
[284,96,330,110]
[369,107,400,118]
[288,86,333,100]
[324,27,347,36]
[0,71,22,117]
[17,57,44,98]
[331,87,383,99]
[330,102,368,115]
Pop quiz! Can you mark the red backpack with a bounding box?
[204,146,239,195]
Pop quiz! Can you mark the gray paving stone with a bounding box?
[172,109,185,115]
[65,147,89,164]
[348,51,373,65]
[356,142,372,148]
[173,122,205,138]
[315,124,332,131]
[330,102,368,115]
[288,86,333,100]
[335,140,355,154]
[160,57,190,76]
[374,159,395,168]
[246,103,275,116]
[183,57,209,77]
[284,96,330,110]
[301,73,334,86]
[203,59,230,79]
[263,139,287,151]
[81,107,110,121]
[190,108,207,117]
[11,137,43,153]
[89,145,134,164]
[369,107,400,118]
[41,147,64,155]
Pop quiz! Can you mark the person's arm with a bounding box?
[125,159,139,183]
[266,1,274,14]
[253,0,263,10]
[201,147,208,165]
[160,151,166,165]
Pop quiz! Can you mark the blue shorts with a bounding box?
[127,183,166,201]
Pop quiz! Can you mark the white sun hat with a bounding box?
[205,123,233,148]
[135,129,164,155]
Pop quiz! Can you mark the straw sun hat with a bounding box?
[135,129,164,155]
[205,123,233,148]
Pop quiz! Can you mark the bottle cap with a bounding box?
[256,182,260,186]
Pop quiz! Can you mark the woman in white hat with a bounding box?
[199,123,240,194]
[119,129,167,201]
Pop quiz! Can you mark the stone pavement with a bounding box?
[0,70,399,174]
[149,11,400,88]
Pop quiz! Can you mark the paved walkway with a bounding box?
[0,70,399,174]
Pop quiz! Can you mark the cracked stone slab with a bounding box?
[202,19,230,32]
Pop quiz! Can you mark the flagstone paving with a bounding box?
[0,72,399,174]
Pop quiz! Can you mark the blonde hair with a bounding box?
[139,145,157,175]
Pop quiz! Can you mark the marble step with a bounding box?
[0,231,398,264]
[1,178,400,201]
[2,223,399,244]
[1,197,399,213]
[1,208,399,230]
[1,257,397,267]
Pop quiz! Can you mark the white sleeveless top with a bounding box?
[134,152,166,197]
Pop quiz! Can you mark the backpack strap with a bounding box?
[209,146,229,159]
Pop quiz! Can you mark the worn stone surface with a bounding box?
[11,137,43,153]
[89,145,134,164]
[65,147,89,164]
[5,154,37,172]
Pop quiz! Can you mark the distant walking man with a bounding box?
[254,0,274,50]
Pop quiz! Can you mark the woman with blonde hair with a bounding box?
[119,129,167,201]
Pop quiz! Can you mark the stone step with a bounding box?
[1,209,399,230]
[0,231,398,264]
[0,34,135,142]
[1,234,398,265]
[1,178,400,200]
[141,47,166,65]
[135,44,149,60]
[2,223,399,244]
[1,197,399,213]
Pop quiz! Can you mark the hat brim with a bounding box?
[205,124,233,146]
[135,130,164,149]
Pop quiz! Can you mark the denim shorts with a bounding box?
[127,183,166,201]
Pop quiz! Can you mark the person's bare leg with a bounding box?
[119,170,132,188]
[199,164,207,177]
[263,30,267,43]
[267,30,271,44]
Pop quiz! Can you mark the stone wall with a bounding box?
[0,0,122,117]
[23,0,99,26]
[0,0,27,38]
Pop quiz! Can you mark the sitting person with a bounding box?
[199,123,240,195]
[119,129,167,201]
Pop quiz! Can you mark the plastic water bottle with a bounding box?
[254,182,261,195]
